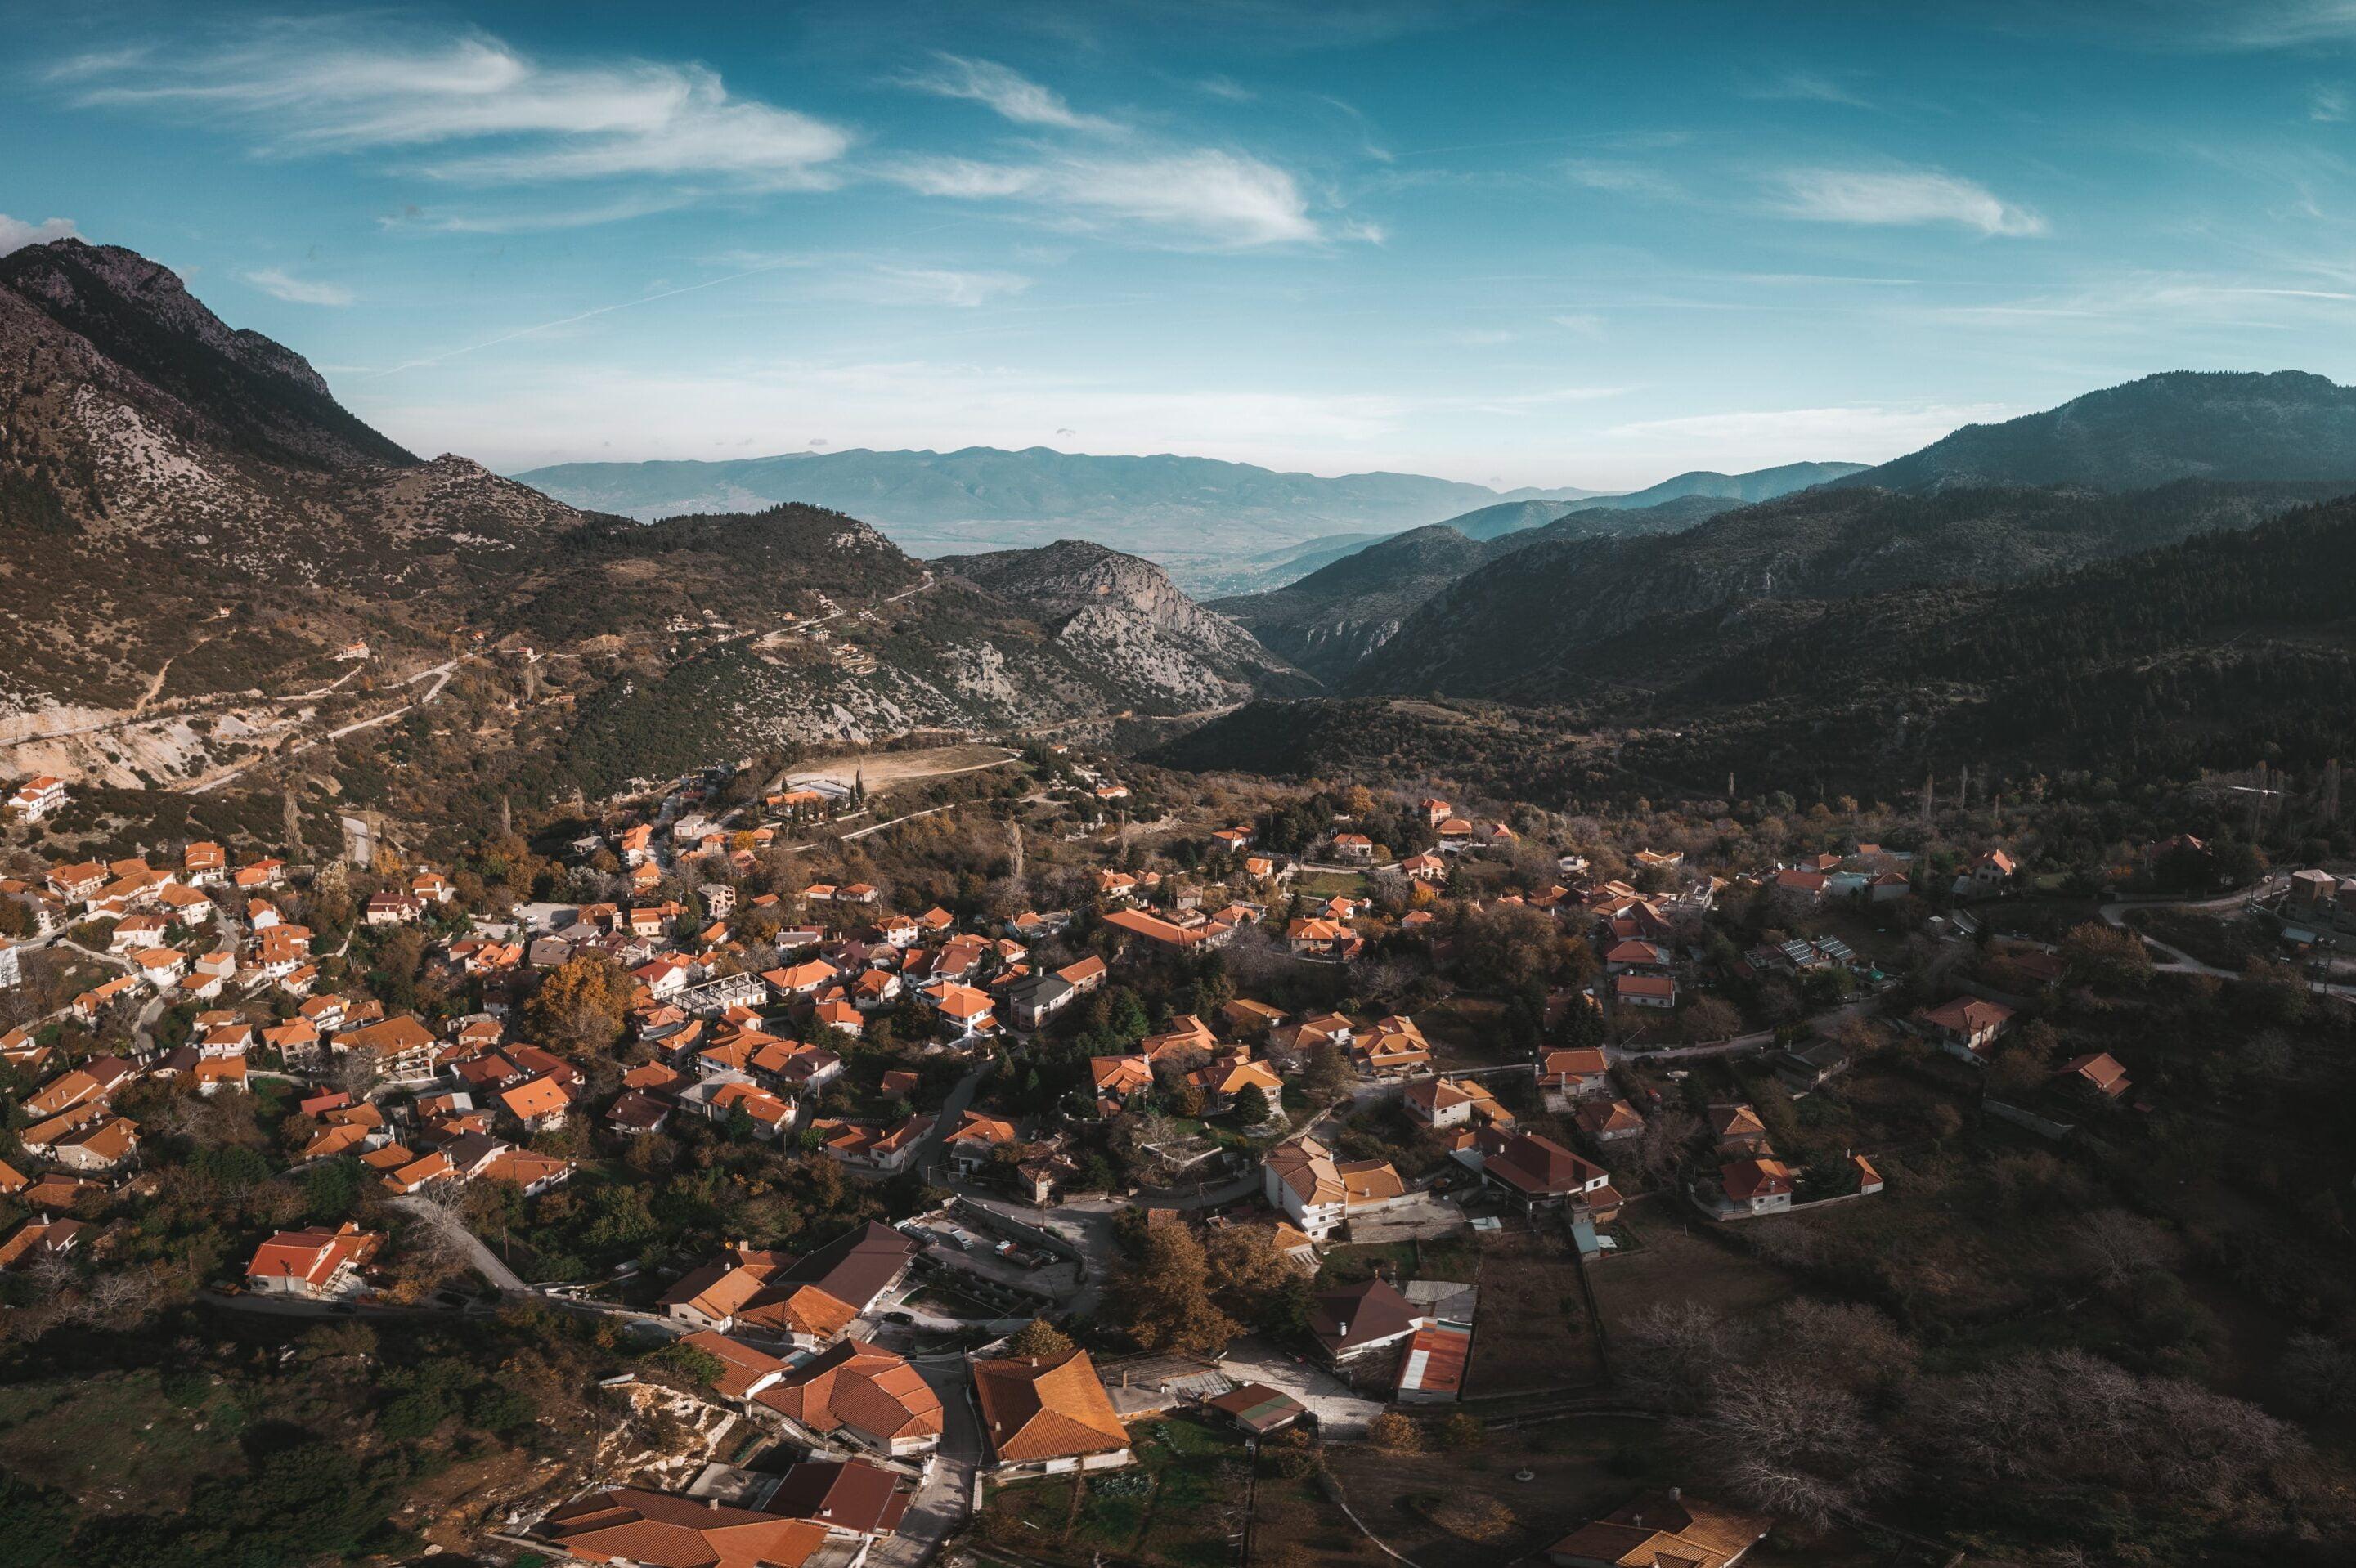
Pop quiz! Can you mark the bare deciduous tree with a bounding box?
[1676,1369,1898,1528]
[2070,1207,2171,1289]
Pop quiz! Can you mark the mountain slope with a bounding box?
[0,240,1303,804]
[1591,459,1866,509]
[514,445,1607,572]
[938,539,1311,709]
[1161,496,2356,798]
[1443,498,1578,541]
[0,240,415,473]
[1212,524,1516,680]
[1842,370,2356,493]
[1347,477,2355,700]
[0,240,586,715]
[1215,494,1742,683]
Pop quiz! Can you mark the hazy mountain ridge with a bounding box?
[1840,370,2356,493]
[1595,459,1868,508]
[514,444,1610,572]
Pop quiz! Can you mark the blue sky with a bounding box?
[11,1,2356,488]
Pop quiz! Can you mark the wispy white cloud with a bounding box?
[880,148,1332,248]
[1563,159,1683,199]
[0,213,79,256]
[1743,69,1874,108]
[900,53,1119,132]
[829,266,1034,308]
[2312,84,2349,119]
[2174,1,2356,50]
[379,192,703,233]
[1772,167,2046,236]
[242,267,353,306]
[66,25,849,190]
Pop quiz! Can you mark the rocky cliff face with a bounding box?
[940,539,1312,710]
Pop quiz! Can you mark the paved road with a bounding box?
[911,1060,996,1180]
[2100,877,2356,997]
[393,1193,531,1293]
[869,1355,984,1568]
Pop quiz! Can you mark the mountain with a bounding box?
[1840,370,2356,493]
[1441,489,1753,543]
[1592,459,1867,509]
[1212,524,1521,681]
[0,240,1299,810]
[1161,495,2356,799]
[1442,498,1578,542]
[0,238,584,719]
[1216,494,1756,683]
[1345,477,2356,700]
[512,445,1608,584]
[937,540,1313,710]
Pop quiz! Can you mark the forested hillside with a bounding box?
[1165,497,2356,800]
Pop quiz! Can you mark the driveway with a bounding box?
[1215,1337,1384,1438]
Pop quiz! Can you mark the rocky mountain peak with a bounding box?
[0,237,412,472]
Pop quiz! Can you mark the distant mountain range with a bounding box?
[513,445,1612,586]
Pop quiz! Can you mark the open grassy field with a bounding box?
[1585,1221,1798,1335]
[1464,1222,1605,1396]
[790,742,1019,795]
[1327,1412,1944,1568]
[0,1366,253,1515]
[979,1417,1250,1568]
[1326,1413,1665,1568]
[1295,870,1372,898]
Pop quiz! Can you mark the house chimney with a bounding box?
[708,1496,720,1510]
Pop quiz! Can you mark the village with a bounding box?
[2,748,2350,1568]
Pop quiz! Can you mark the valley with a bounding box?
[11,240,2356,1568]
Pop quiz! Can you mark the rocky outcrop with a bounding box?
[940,539,1312,710]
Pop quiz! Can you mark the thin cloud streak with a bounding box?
[899,53,1120,132]
[67,25,850,190]
[1772,166,2046,236]
[243,267,353,305]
